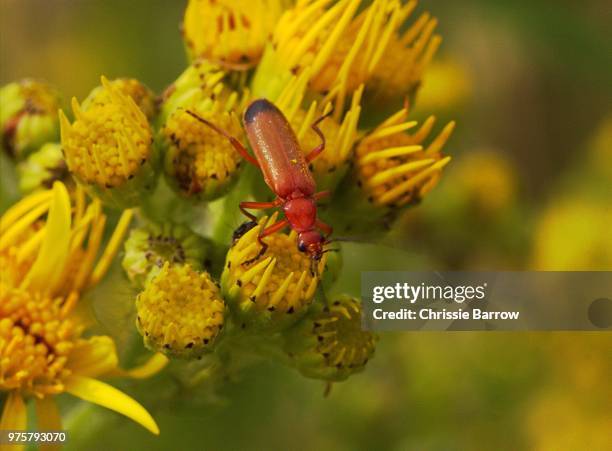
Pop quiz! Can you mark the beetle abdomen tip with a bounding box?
[244,98,279,124]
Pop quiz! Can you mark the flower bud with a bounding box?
[283,295,377,381]
[59,76,159,209]
[122,222,211,288]
[221,214,326,332]
[0,79,61,159]
[17,143,71,194]
[136,263,225,359]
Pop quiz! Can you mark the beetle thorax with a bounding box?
[283,196,317,232]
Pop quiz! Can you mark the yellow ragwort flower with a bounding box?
[160,61,249,200]
[355,105,454,207]
[221,214,326,332]
[283,295,377,381]
[59,76,158,208]
[136,263,226,359]
[182,0,287,67]
[0,183,167,436]
[270,0,439,111]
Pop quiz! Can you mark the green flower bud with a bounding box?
[136,263,225,359]
[122,221,211,288]
[283,295,377,382]
[17,143,71,194]
[0,79,61,159]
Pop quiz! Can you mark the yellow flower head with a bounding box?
[136,263,226,359]
[283,295,377,381]
[0,183,166,435]
[355,105,454,208]
[160,61,249,200]
[183,0,286,67]
[0,79,61,159]
[271,0,438,111]
[82,77,157,121]
[59,76,158,208]
[221,214,326,332]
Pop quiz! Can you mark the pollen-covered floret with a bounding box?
[136,263,225,359]
[221,214,326,332]
[283,295,377,381]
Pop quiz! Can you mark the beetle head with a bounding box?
[297,230,324,261]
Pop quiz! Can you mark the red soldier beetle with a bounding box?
[186,99,335,266]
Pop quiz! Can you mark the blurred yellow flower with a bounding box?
[448,150,517,215]
[532,196,612,270]
[0,183,167,438]
[414,57,473,111]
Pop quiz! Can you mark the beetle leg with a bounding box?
[243,218,290,266]
[239,200,281,221]
[185,110,260,167]
[305,109,334,163]
[313,190,331,201]
[316,219,333,238]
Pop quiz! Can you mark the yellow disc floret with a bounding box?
[0,284,80,396]
[221,214,326,332]
[136,263,225,359]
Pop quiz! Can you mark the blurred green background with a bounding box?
[1,0,610,450]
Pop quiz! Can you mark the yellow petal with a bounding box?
[22,182,71,293]
[65,336,119,378]
[34,397,62,451]
[0,392,27,451]
[113,353,169,379]
[64,375,159,435]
